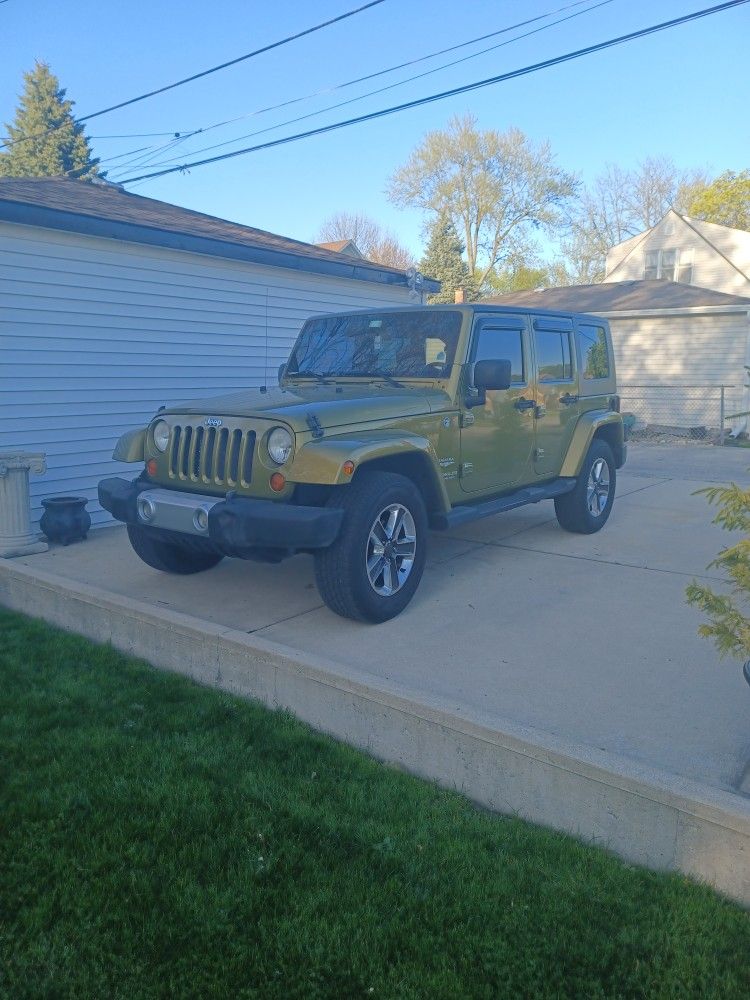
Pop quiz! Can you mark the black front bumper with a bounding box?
[98,477,343,556]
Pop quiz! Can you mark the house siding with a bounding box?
[609,310,750,430]
[0,221,415,527]
[606,212,750,296]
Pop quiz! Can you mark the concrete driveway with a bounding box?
[8,443,750,796]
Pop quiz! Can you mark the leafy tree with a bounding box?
[686,488,750,661]
[481,246,552,296]
[685,170,750,230]
[420,215,474,303]
[0,61,101,180]
[388,114,576,289]
[316,211,414,269]
[686,366,750,663]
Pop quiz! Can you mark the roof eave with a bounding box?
[0,200,441,293]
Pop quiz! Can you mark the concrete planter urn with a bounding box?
[0,452,48,558]
[40,496,91,545]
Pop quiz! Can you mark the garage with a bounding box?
[0,177,436,526]
[488,280,750,438]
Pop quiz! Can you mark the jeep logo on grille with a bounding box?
[204,417,223,427]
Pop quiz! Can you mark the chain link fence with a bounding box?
[619,385,746,445]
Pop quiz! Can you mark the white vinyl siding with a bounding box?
[606,211,750,296]
[609,310,750,430]
[0,222,414,528]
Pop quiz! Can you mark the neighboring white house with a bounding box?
[605,209,750,297]
[0,178,438,527]
[487,281,750,434]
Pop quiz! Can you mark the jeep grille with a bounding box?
[168,424,255,488]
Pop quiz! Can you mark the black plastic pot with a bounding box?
[40,496,91,545]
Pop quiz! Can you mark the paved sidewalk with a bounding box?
[9,444,749,796]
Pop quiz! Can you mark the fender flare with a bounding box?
[288,431,451,513]
[559,410,624,477]
[113,427,147,463]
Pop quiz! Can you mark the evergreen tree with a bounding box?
[0,62,102,180]
[420,215,474,304]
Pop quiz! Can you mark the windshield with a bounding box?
[286,310,462,379]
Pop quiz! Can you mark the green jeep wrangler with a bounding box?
[99,305,625,623]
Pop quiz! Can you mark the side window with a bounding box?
[534,329,573,382]
[474,326,524,383]
[578,324,610,380]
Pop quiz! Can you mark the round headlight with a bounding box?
[153,419,170,452]
[268,426,293,465]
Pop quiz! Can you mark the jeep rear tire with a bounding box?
[127,524,224,574]
[314,471,428,623]
[554,438,616,534]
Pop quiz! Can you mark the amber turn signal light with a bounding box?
[342,460,355,476]
[269,472,286,492]
[146,459,158,476]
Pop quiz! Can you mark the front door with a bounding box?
[459,316,535,494]
[531,316,581,478]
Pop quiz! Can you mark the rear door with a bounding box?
[459,315,534,494]
[531,316,580,478]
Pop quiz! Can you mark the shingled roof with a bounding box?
[483,280,750,312]
[0,177,439,292]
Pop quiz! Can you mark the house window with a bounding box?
[644,248,693,283]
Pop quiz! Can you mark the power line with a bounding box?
[113,0,595,159]
[118,0,749,186]
[111,0,612,177]
[0,0,387,152]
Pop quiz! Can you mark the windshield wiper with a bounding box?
[289,369,332,384]
[360,371,407,388]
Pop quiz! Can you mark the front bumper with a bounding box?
[98,477,343,555]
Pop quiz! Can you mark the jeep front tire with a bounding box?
[127,524,224,574]
[314,471,428,623]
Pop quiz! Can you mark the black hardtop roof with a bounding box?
[305,303,608,323]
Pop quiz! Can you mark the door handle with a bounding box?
[559,393,579,405]
[514,397,535,411]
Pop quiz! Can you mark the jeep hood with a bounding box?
[164,383,453,433]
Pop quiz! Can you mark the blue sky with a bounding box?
[2,0,748,260]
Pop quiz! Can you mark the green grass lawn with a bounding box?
[1,608,748,999]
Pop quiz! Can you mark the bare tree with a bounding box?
[560,158,710,282]
[316,211,415,269]
[387,114,577,289]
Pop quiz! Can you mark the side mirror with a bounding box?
[278,362,287,385]
[474,358,512,391]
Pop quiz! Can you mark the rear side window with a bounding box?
[474,326,524,383]
[578,324,610,379]
[534,329,572,382]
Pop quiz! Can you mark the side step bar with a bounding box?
[431,477,577,530]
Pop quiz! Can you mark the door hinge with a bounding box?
[459,462,474,477]
[460,411,475,427]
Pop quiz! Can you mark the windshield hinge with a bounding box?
[306,413,324,439]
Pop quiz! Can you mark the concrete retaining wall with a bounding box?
[2,557,748,906]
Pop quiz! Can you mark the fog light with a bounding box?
[138,496,156,521]
[270,472,286,492]
[146,459,158,476]
[193,507,209,532]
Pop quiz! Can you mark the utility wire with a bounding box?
[0,0,387,152]
[118,0,749,186]
[121,0,594,157]
[115,0,613,176]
